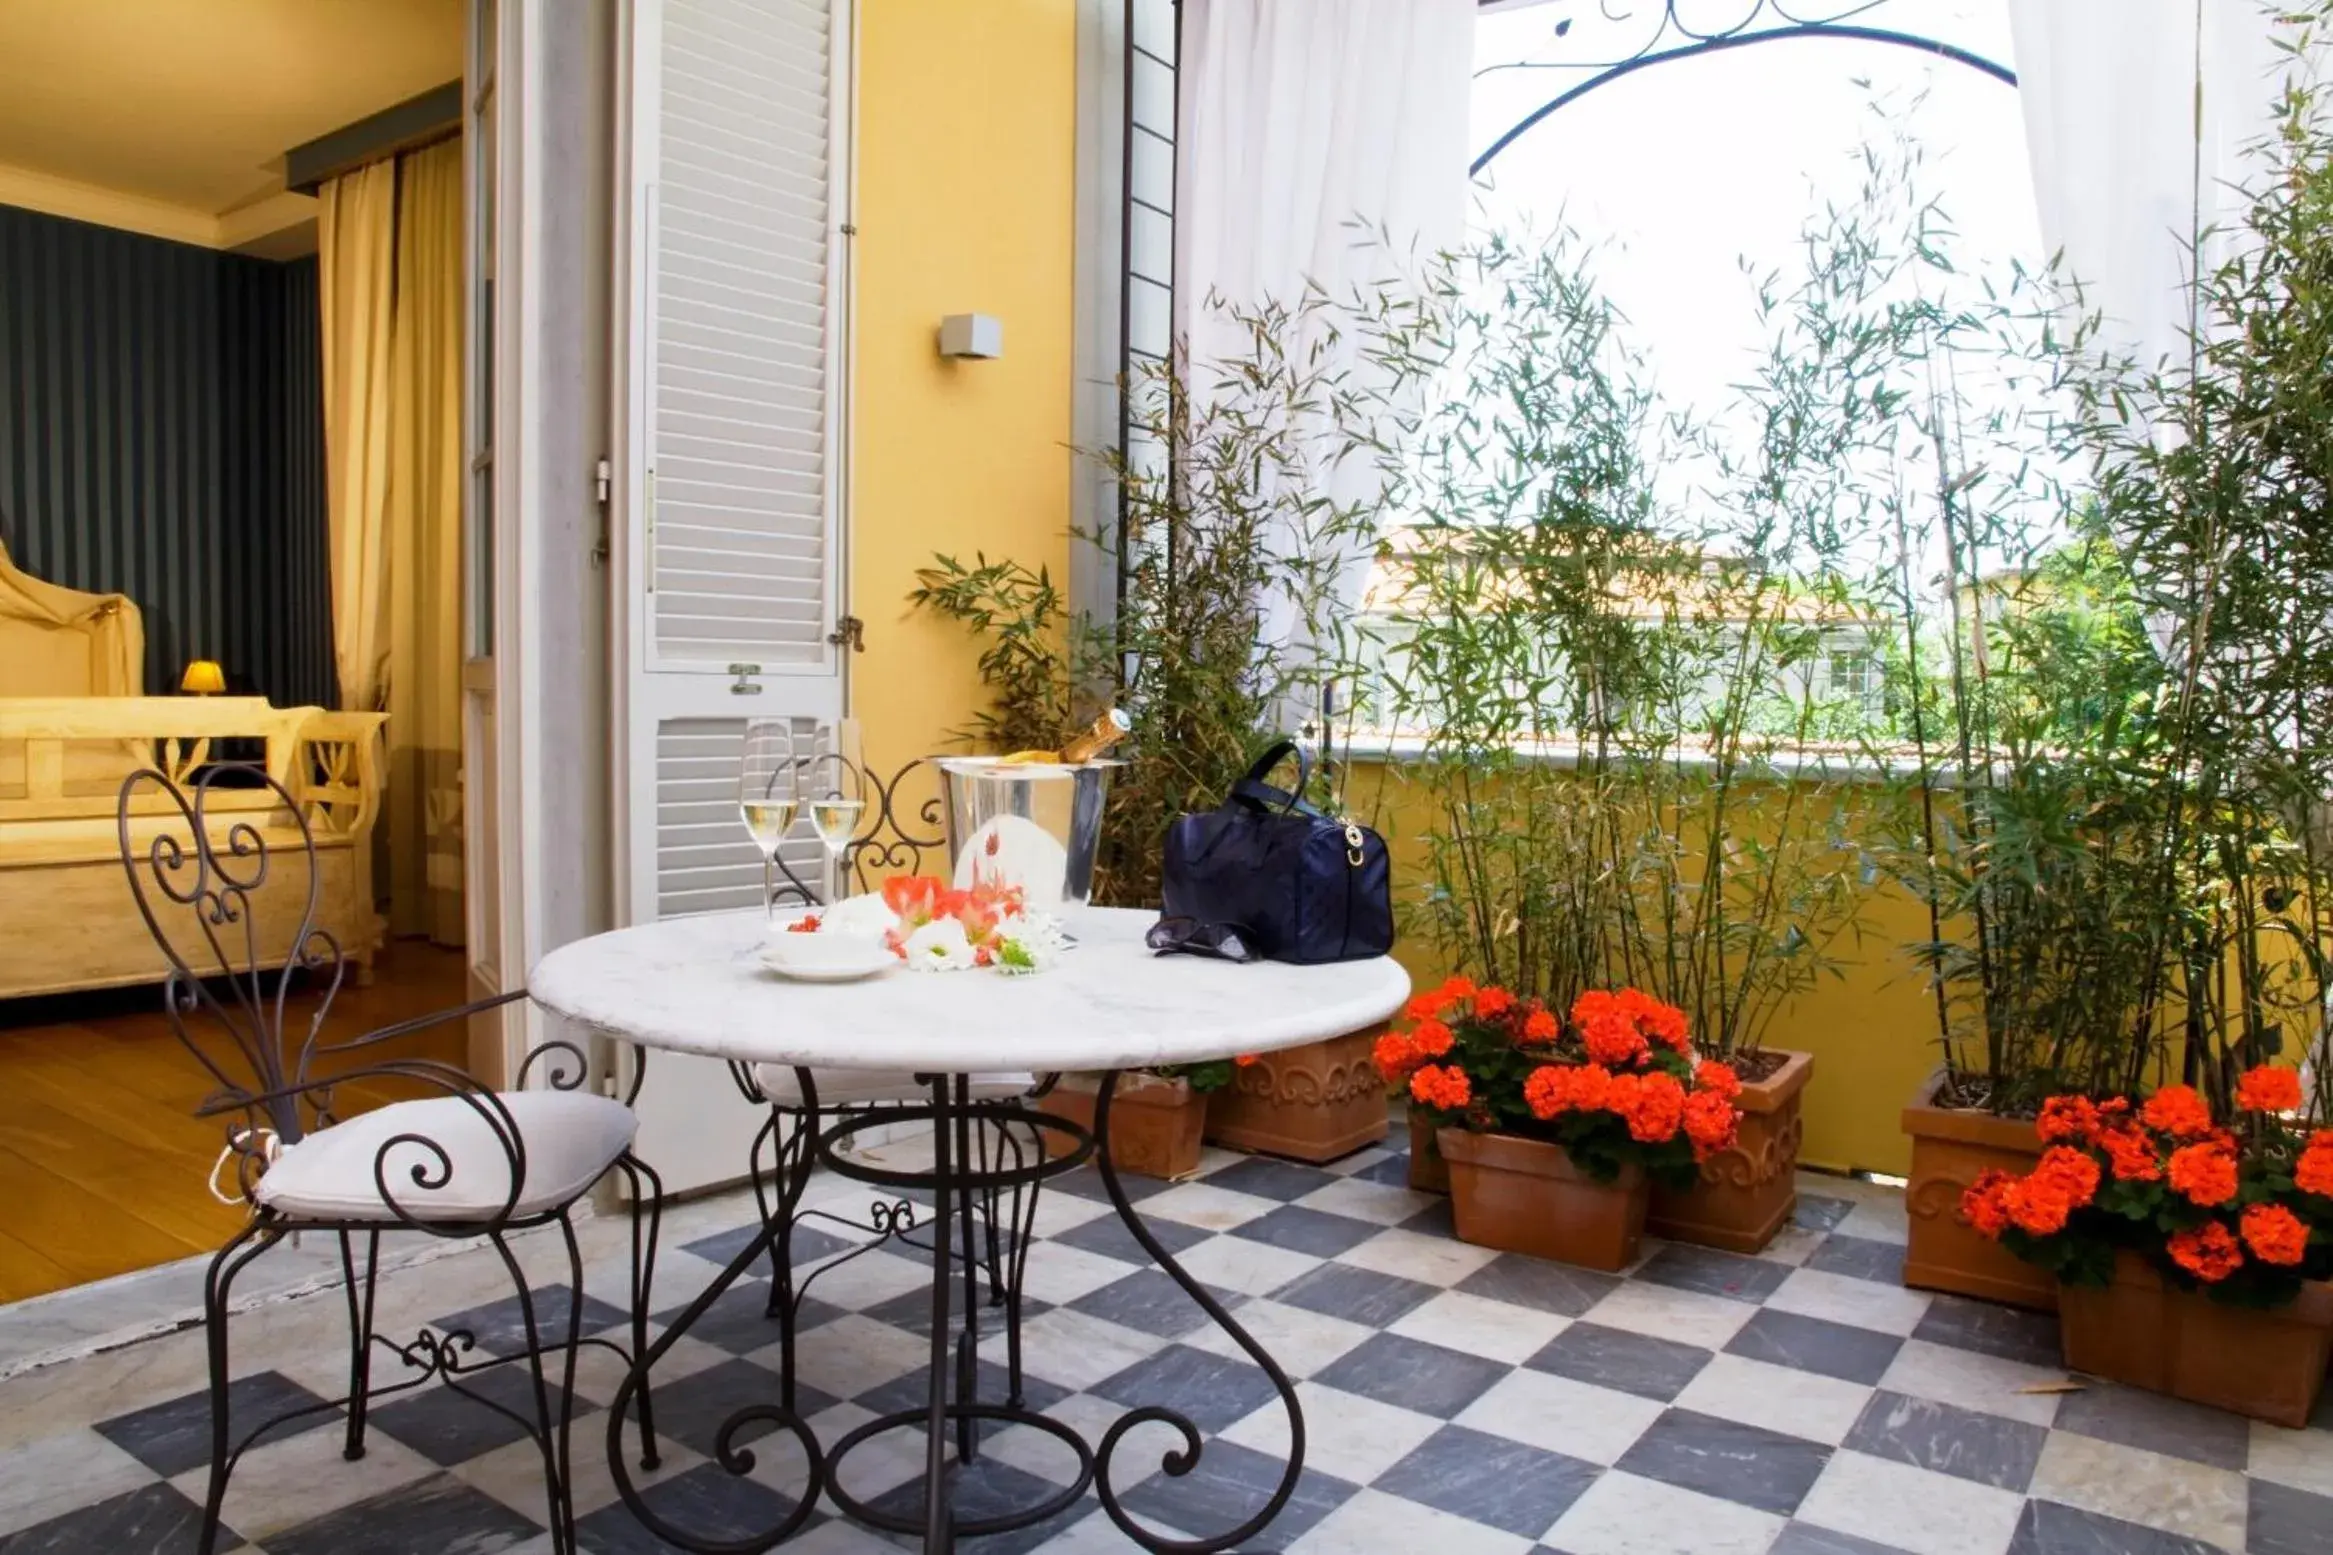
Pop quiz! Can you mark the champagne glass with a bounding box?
[738,720,798,922]
[805,752,868,897]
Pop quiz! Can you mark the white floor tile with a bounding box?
[1454,1368,1665,1465]
[1796,1448,2027,1555]
[1578,1279,1756,1350]
[1542,1468,1786,1555]
[1184,1296,1377,1378]
[1335,1227,1500,1287]
[1170,1234,1321,1298]
[1138,1182,1284,1233]
[1875,1338,2066,1428]
[2249,1418,2333,1498]
[1290,1486,1536,1554]
[1765,1266,1933,1336]
[174,1420,439,1541]
[1225,1380,1444,1484]
[1671,1351,1874,1445]
[1296,1176,1443,1226]
[2027,1428,2249,1553]
[0,1427,159,1536]
[1389,1290,1570,1366]
[1010,1307,1167,1392]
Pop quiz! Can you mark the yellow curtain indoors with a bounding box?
[385,139,466,945]
[318,160,398,717]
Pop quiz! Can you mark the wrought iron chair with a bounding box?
[742,755,1049,1419]
[116,765,664,1555]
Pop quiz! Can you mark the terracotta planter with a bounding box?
[1438,1127,1648,1272]
[1901,1069,2056,1311]
[1032,1073,1206,1180]
[1204,1025,1389,1163]
[1407,1110,1450,1194]
[1649,1048,1813,1254]
[2060,1252,2333,1428]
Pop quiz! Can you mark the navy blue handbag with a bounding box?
[1155,740,1395,965]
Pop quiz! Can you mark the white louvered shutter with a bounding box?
[617,0,851,1195]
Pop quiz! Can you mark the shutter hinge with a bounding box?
[828,616,865,653]
[591,457,612,567]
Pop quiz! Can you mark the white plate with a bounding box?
[756,941,897,982]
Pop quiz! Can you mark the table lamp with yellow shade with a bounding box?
[180,659,226,696]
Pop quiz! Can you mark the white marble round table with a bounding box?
[530,905,1412,1073]
[528,905,1410,1555]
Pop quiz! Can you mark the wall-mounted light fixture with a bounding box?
[937,313,1003,359]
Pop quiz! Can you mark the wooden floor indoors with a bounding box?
[0,942,469,1303]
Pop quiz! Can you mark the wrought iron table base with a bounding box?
[603,1069,1309,1554]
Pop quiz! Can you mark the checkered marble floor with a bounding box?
[5,1130,2332,1554]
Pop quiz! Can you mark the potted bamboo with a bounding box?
[1961,1070,2333,1426]
[1377,978,1744,1271]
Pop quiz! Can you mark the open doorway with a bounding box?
[0,0,478,1302]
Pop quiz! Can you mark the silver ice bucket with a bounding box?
[933,757,1121,910]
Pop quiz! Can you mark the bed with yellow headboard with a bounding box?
[0,539,387,999]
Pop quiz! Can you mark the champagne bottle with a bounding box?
[1058,707,1131,764]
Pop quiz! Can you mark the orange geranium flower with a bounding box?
[1371,1031,1417,1085]
[2167,1140,2240,1207]
[2141,1083,2214,1139]
[2297,1130,2333,1197]
[1474,986,1517,1019]
[2097,1125,2162,1183]
[2241,1202,2310,1266]
[1575,991,1650,1066]
[1521,1006,1559,1044]
[1619,988,1692,1053]
[1961,1169,2015,1238]
[2236,1064,2304,1114]
[1439,975,1478,1001]
[1693,1060,1742,1101]
[1682,1089,1738,1158]
[1409,1063,1471,1112]
[1997,1172,2072,1235]
[2036,1095,2101,1145]
[2032,1145,2102,1209]
[1623,1072,1687,1144]
[2168,1221,2243,1283]
[1523,1062,1613,1120]
[1404,990,1450,1023]
[1408,1019,1455,1059]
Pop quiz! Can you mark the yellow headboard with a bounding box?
[0,537,145,697]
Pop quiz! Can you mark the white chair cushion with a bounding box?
[254,1090,638,1223]
[751,1065,1036,1108]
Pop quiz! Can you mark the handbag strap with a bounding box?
[1229,739,1319,816]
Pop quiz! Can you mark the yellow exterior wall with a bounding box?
[1348,758,1943,1177]
[849,1,1078,778]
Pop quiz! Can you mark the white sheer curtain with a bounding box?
[1172,0,1474,711]
[2010,0,2320,374]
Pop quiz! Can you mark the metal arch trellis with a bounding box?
[1471,0,2018,178]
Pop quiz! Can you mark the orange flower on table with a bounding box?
[1623,1071,1687,1144]
[1682,1089,1738,1159]
[1473,986,1517,1020]
[1523,1062,1613,1121]
[2168,1221,2244,1283]
[1409,1063,1472,1112]
[2036,1095,2101,1145]
[2097,1125,2162,1182]
[2236,1064,2304,1115]
[1693,1059,1742,1102]
[2141,1083,2214,1140]
[2241,1202,2310,1266]
[1520,1006,1559,1044]
[2297,1129,2333,1197]
[2167,1140,2240,1207]
[1371,1031,1418,1085]
[1961,1169,2015,1238]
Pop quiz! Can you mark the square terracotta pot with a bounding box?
[1901,1068,2056,1311]
[1031,1073,1206,1180]
[1204,1025,1389,1163]
[2061,1252,2333,1428]
[1648,1048,1812,1254]
[1438,1127,1648,1272]
[1407,1109,1450,1194]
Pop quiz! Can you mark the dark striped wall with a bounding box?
[0,205,333,708]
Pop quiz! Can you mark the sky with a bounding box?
[1463,0,2054,569]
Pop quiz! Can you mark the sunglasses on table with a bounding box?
[1145,916,1260,964]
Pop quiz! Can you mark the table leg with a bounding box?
[1088,1069,1310,1552]
[920,1073,956,1553]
